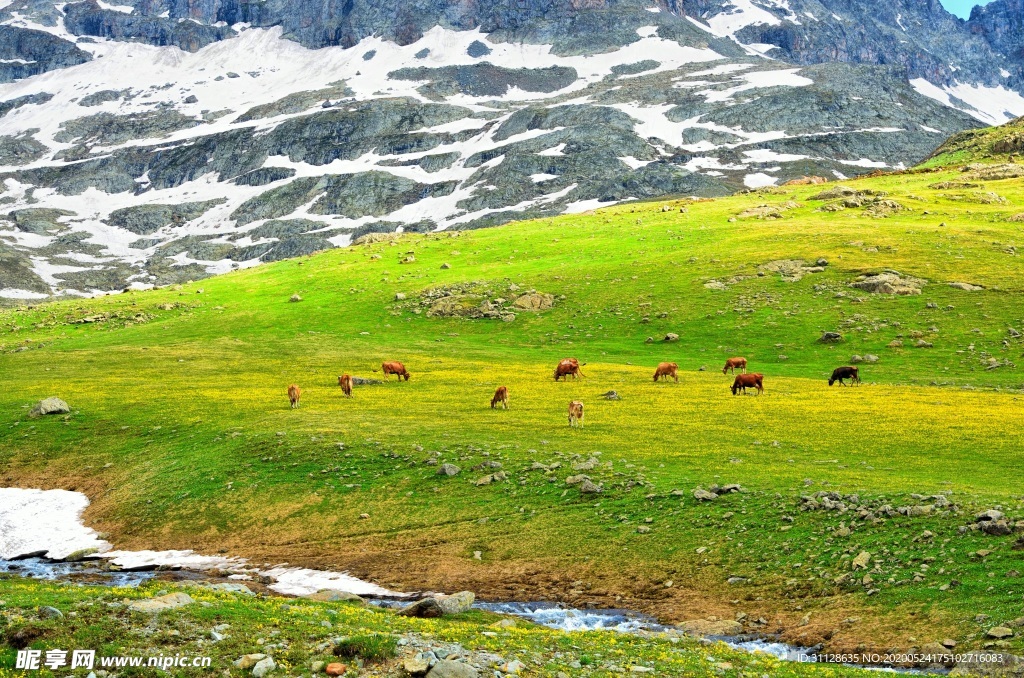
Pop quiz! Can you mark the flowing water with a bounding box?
[0,488,941,674]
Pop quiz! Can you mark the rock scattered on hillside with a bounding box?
[949,282,984,291]
[737,201,800,220]
[437,463,461,477]
[758,259,826,282]
[849,272,925,295]
[29,397,70,417]
[399,281,557,321]
[128,592,194,613]
[963,163,1024,181]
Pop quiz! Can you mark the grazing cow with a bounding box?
[554,358,584,381]
[338,374,353,397]
[653,362,679,382]
[568,400,585,428]
[491,386,509,410]
[382,361,410,381]
[287,384,301,408]
[731,373,764,396]
[829,366,861,386]
[722,357,748,375]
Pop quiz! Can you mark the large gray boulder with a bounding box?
[29,398,71,417]
[427,660,479,678]
[436,591,475,615]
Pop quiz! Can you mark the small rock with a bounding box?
[37,606,63,619]
[437,463,461,477]
[819,331,843,343]
[852,551,871,570]
[289,294,302,303]
[404,655,431,676]
[664,333,679,342]
[233,654,267,670]
[128,592,193,613]
[501,660,526,674]
[427,659,479,678]
[987,627,1014,639]
[579,479,603,494]
[253,657,276,677]
[397,598,444,618]
[693,488,718,501]
[679,619,743,636]
[982,520,1012,536]
[440,263,451,269]
[302,590,364,604]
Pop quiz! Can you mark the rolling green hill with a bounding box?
[2,130,1024,666]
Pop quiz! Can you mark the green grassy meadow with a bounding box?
[2,156,1024,658]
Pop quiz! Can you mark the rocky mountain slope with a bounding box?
[0,0,1022,299]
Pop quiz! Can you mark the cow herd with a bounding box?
[286,356,863,427]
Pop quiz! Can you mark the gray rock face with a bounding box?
[107,200,227,235]
[0,26,91,83]
[0,93,54,118]
[968,0,1024,88]
[390,64,578,98]
[0,0,1015,298]
[63,1,236,52]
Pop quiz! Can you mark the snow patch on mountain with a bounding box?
[910,78,1024,126]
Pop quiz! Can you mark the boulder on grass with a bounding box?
[29,397,70,417]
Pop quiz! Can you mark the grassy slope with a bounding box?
[0,578,877,677]
[2,159,1024,657]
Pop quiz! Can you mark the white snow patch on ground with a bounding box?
[743,149,808,163]
[0,288,49,299]
[563,199,618,214]
[263,568,402,597]
[743,172,778,188]
[838,157,888,168]
[537,143,567,157]
[530,173,559,182]
[699,68,813,103]
[618,156,655,169]
[0,488,405,597]
[910,78,1024,126]
[96,0,134,12]
[106,550,245,571]
[0,488,112,560]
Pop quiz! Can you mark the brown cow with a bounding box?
[554,358,584,381]
[829,366,861,386]
[287,384,301,408]
[338,374,353,397]
[568,400,585,428]
[731,373,764,395]
[722,357,747,375]
[491,386,509,410]
[382,361,410,381]
[653,362,679,382]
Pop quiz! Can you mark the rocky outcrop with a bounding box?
[106,200,226,235]
[63,1,237,52]
[0,93,54,118]
[0,26,91,83]
[389,64,578,98]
